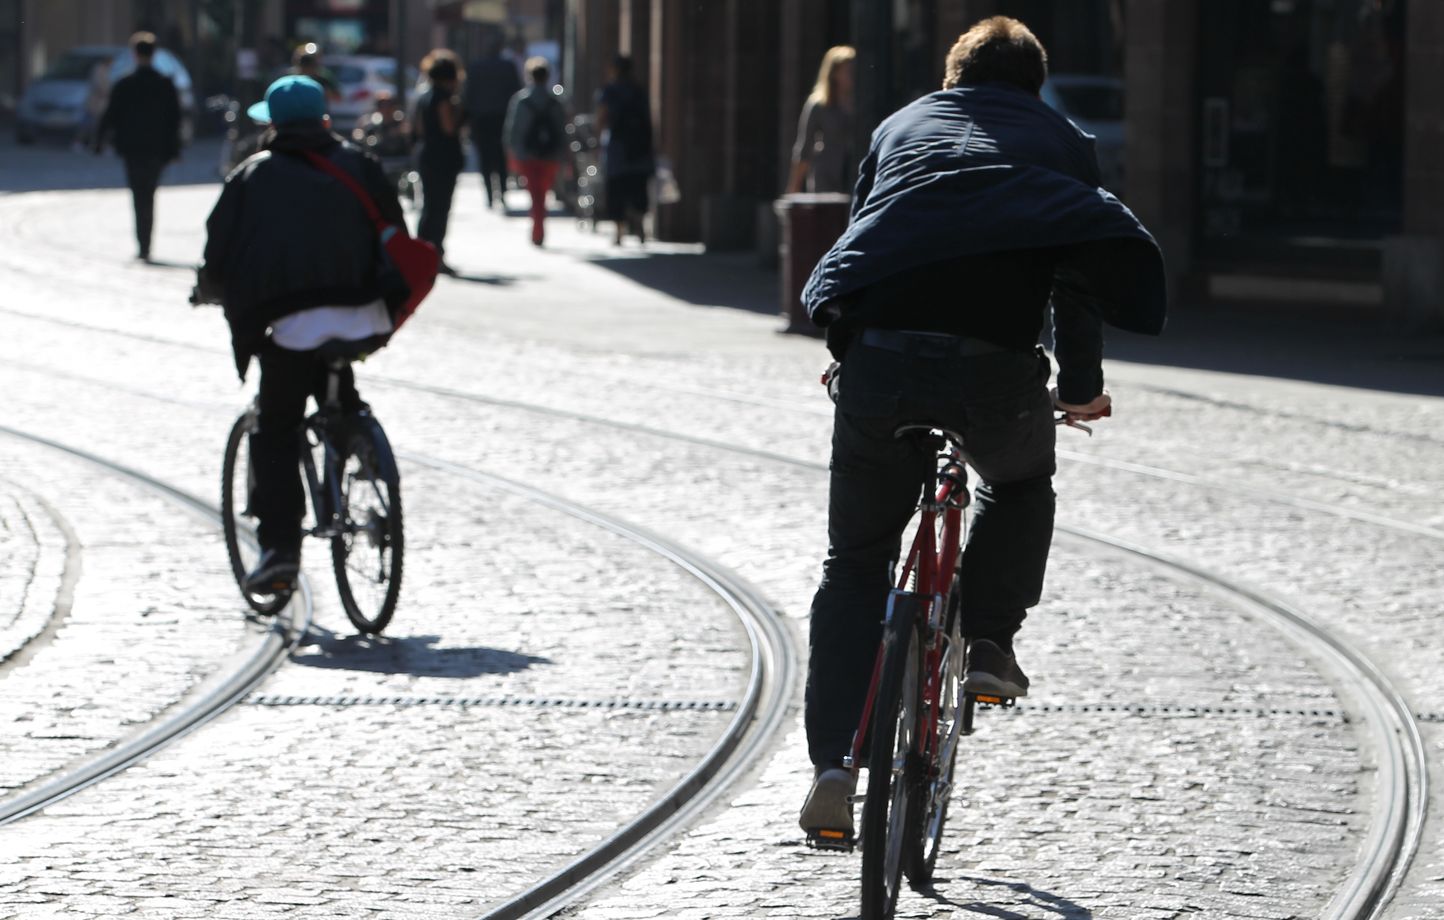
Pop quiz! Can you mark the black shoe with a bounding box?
[799,766,856,841]
[243,549,299,596]
[964,639,1029,698]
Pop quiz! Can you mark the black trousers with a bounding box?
[249,345,362,556]
[470,114,507,206]
[417,163,460,255]
[805,335,1057,767]
[123,155,167,256]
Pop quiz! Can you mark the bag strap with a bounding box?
[300,149,386,229]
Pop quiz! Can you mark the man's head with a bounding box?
[292,42,322,76]
[526,56,550,87]
[942,16,1048,95]
[610,54,633,82]
[247,75,328,129]
[130,31,157,64]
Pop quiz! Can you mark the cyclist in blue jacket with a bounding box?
[799,16,1168,839]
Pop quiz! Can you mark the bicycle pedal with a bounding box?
[968,692,1015,708]
[805,829,856,851]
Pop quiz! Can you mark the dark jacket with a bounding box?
[803,84,1167,403]
[97,66,182,160]
[464,55,523,118]
[199,126,405,379]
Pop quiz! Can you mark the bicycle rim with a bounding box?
[221,410,290,615]
[331,420,403,634]
[860,610,921,920]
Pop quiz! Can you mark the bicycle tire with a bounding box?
[221,409,291,615]
[905,575,966,884]
[330,415,403,635]
[860,596,923,920]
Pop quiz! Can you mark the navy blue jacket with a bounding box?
[802,84,1167,403]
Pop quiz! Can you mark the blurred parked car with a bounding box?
[14,46,119,144]
[327,55,406,124]
[1041,73,1124,192]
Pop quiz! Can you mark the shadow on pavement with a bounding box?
[141,257,199,271]
[0,136,225,193]
[1105,300,1444,398]
[291,626,551,678]
[925,875,1094,919]
[583,249,780,317]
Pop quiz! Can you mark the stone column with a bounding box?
[1124,0,1198,293]
[1383,2,1444,328]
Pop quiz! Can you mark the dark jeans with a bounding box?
[470,114,507,206]
[805,334,1057,767]
[418,163,460,255]
[123,155,167,256]
[249,345,363,557]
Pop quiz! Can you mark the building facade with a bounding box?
[566,0,1440,325]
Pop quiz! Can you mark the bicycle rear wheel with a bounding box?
[905,576,966,884]
[221,408,291,615]
[860,596,923,920]
[330,414,403,635]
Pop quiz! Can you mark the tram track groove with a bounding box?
[0,424,314,828]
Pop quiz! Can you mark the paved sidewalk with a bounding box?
[0,480,67,666]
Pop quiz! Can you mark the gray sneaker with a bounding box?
[799,766,857,845]
[964,639,1029,698]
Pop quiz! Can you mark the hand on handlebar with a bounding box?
[1051,389,1112,422]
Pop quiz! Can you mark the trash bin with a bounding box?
[775,193,851,336]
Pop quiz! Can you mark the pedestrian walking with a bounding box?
[795,16,1168,839]
[414,50,466,274]
[504,58,567,247]
[194,75,406,593]
[94,32,182,262]
[786,45,856,195]
[464,38,522,210]
[594,54,654,246]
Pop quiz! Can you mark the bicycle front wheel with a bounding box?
[331,414,403,635]
[860,597,923,920]
[221,408,291,615]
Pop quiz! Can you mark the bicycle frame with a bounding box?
[846,446,969,776]
[298,365,349,541]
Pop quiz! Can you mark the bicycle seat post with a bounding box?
[324,357,345,412]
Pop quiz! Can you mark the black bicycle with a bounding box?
[220,351,404,634]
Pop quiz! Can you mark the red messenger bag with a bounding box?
[302,150,439,331]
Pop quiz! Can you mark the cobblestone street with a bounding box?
[1,144,1443,918]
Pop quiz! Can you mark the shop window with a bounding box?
[1197,0,1406,246]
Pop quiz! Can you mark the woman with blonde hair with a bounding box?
[786,45,857,194]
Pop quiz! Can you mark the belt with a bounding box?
[859,328,1010,358]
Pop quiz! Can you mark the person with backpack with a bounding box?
[504,57,567,246]
[594,54,655,246]
[194,75,408,593]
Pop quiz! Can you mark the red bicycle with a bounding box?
[819,416,1091,920]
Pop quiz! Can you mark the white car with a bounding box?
[14,46,120,143]
[327,55,403,124]
[1041,74,1124,193]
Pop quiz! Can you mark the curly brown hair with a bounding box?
[942,16,1048,94]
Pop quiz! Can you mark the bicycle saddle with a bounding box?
[893,424,964,448]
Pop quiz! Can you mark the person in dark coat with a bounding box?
[196,75,405,594]
[414,50,466,273]
[464,39,522,209]
[797,16,1168,841]
[94,32,181,261]
[594,54,654,245]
